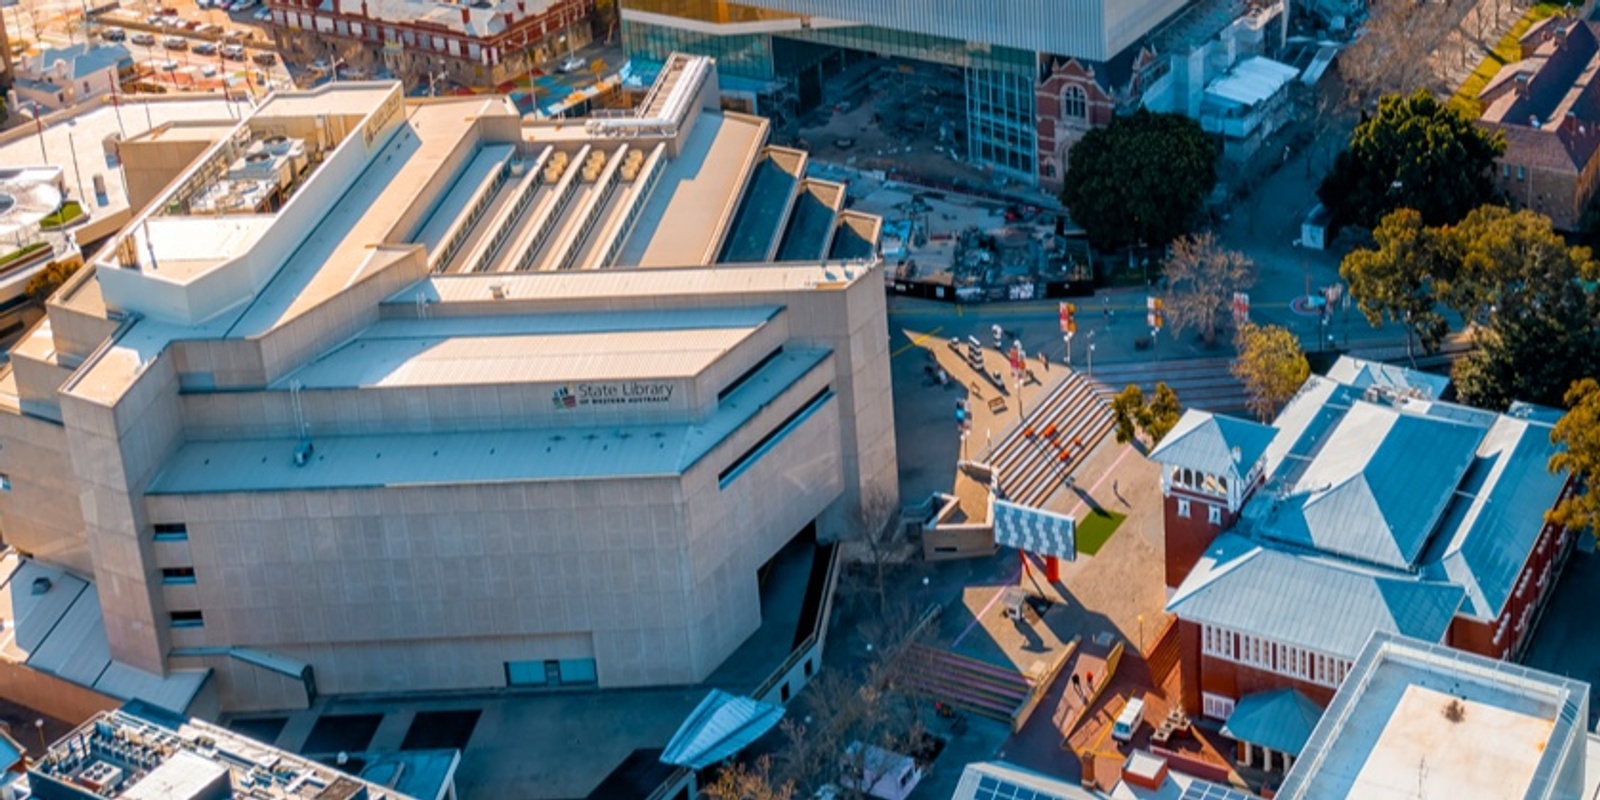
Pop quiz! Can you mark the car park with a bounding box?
[162,36,188,50]
[131,31,156,45]
[193,41,217,55]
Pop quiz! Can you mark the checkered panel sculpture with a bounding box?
[992,499,1076,561]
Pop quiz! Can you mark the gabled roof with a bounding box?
[1221,689,1324,755]
[1167,534,1464,659]
[1148,410,1277,480]
[35,43,132,80]
[1260,402,1485,569]
[1424,415,1568,620]
[1325,356,1450,400]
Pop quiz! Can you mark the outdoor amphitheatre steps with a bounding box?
[899,644,1031,722]
[987,373,1116,509]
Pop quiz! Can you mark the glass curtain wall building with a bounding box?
[620,0,1185,185]
[622,0,1039,181]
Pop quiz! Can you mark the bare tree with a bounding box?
[705,756,796,800]
[774,600,936,798]
[1161,232,1257,347]
[1338,0,1458,110]
[848,486,901,617]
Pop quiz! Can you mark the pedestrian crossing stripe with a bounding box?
[992,499,1076,561]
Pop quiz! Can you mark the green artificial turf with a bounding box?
[1076,509,1127,556]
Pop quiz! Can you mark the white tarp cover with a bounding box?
[1205,56,1300,109]
[661,689,784,770]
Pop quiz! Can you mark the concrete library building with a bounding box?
[0,54,894,713]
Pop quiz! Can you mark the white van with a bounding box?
[1112,696,1146,743]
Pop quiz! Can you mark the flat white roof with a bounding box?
[148,347,831,492]
[1347,682,1552,799]
[1281,634,1587,800]
[285,326,760,389]
[0,96,250,235]
[615,112,767,267]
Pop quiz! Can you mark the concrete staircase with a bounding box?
[899,644,1031,723]
[1087,357,1249,416]
[986,373,1115,509]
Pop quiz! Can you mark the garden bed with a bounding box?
[39,201,85,230]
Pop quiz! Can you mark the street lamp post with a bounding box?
[1087,331,1096,378]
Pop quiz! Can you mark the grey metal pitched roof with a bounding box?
[1424,415,1568,620]
[1148,409,1277,479]
[1259,402,1486,569]
[1167,534,1464,659]
[1221,689,1324,755]
[37,43,132,80]
[1324,356,1450,400]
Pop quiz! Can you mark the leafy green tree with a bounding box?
[1549,378,1600,536]
[1438,205,1600,409]
[1231,324,1310,422]
[1060,109,1217,251]
[1111,385,1144,445]
[1161,232,1257,347]
[1317,90,1505,230]
[1340,208,1453,366]
[1109,383,1182,444]
[1143,383,1182,444]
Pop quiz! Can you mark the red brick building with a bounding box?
[270,0,592,87]
[1477,12,1600,231]
[1034,48,1160,190]
[1151,357,1575,773]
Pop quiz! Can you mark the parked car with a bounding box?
[558,55,584,73]
[130,31,156,45]
[162,36,188,50]
[197,23,223,35]
[103,26,126,41]
[192,41,217,55]
[221,43,246,59]
[157,59,179,71]
[228,0,258,11]
[200,64,218,77]
[145,15,167,26]
[251,51,276,66]
[224,29,249,40]
[253,7,272,21]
